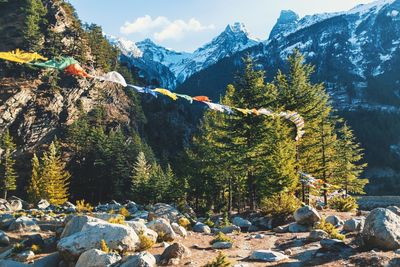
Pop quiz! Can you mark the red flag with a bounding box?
[193,96,211,102]
[64,64,93,78]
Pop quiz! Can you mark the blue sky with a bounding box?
[68,0,376,52]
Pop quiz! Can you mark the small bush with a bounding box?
[219,212,231,228]
[138,232,155,251]
[316,217,345,240]
[100,239,110,253]
[156,230,174,242]
[328,196,358,212]
[204,218,214,228]
[76,200,93,213]
[31,244,41,254]
[12,243,25,253]
[119,207,130,219]
[108,216,126,225]
[178,217,191,229]
[210,232,233,245]
[261,193,301,218]
[203,252,231,267]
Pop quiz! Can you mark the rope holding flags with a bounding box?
[0,48,306,141]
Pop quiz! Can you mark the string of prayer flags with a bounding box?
[258,108,273,116]
[94,71,127,87]
[153,88,178,100]
[235,107,253,115]
[204,102,235,114]
[193,96,211,102]
[176,93,193,103]
[127,84,158,97]
[64,63,93,78]
[31,57,78,70]
[0,49,47,64]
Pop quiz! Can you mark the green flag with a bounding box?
[30,57,78,70]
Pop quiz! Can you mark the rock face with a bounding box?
[249,250,288,262]
[294,206,321,225]
[8,217,40,232]
[362,208,400,250]
[120,251,156,267]
[160,242,191,265]
[75,249,121,267]
[146,218,176,241]
[60,215,103,238]
[57,221,139,262]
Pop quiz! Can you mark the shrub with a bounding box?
[31,244,41,254]
[108,216,126,225]
[328,196,358,212]
[12,243,25,253]
[119,207,130,219]
[219,211,231,228]
[156,231,174,242]
[260,193,301,217]
[100,239,110,253]
[204,218,214,228]
[138,232,155,251]
[316,217,345,240]
[210,232,233,245]
[203,252,231,267]
[76,200,93,213]
[178,217,191,229]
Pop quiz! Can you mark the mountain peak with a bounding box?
[269,10,299,40]
[224,22,249,34]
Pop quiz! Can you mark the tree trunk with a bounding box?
[228,177,232,213]
[3,190,7,200]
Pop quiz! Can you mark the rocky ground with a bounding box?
[0,198,399,266]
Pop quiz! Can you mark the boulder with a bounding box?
[57,221,139,262]
[95,201,122,213]
[0,231,9,246]
[251,217,272,230]
[22,234,44,247]
[0,213,15,230]
[0,260,28,267]
[148,203,180,223]
[232,217,252,228]
[192,222,211,234]
[61,202,76,213]
[307,230,329,241]
[0,199,11,212]
[294,206,321,225]
[288,222,312,233]
[171,222,187,237]
[37,200,50,210]
[75,249,121,267]
[343,218,364,232]
[273,225,289,233]
[91,213,125,222]
[143,228,158,244]
[120,251,156,267]
[160,243,191,265]
[249,250,288,262]
[212,241,232,249]
[125,201,139,214]
[387,206,400,216]
[32,252,60,267]
[9,200,22,211]
[146,218,176,241]
[126,221,146,235]
[219,225,241,234]
[362,208,400,250]
[9,217,40,232]
[60,215,103,238]
[325,215,343,228]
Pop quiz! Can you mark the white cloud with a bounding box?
[120,15,214,42]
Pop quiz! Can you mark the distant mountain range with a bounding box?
[109,0,400,194]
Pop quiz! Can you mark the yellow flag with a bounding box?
[235,107,252,115]
[0,49,47,64]
[153,88,178,100]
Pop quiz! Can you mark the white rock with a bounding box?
[343,218,364,232]
[325,215,343,228]
[294,206,321,225]
[15,250,34,262]
[120,251,156,267]
[171,222,187,237]
[362,208,400,250]
[192,222,211,234]
[57,221,139,262]
[9,217,40,232]
[288,222,312,233]
[249,250,288,262]
[232,217,252,228]
[212,241,232,249]
[75,249,121,267]
[37,199,50,210]
[9,200,22,211]
[126,221,146,235]
[146,218,176,241]
[308,229,329,241]
[219,225,241,234]
[61,215,103,238]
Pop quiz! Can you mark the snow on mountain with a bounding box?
[109,22,260,89]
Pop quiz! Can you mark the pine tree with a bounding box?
[333,123,368,194]
[41,142,70,205]
[131,152,151,203]
[27,153,43,203]
[0,130,18,199]
[23,0,47,51]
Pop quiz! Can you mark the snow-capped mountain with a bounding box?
[109,22,260,88]
[176,0,400,193]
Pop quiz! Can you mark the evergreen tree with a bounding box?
[0,130,18,199]
[131,152,151,203]
[23,0,47,51]
[41,142,70,205]
[333,123,368,194]
[27,153,43,203]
